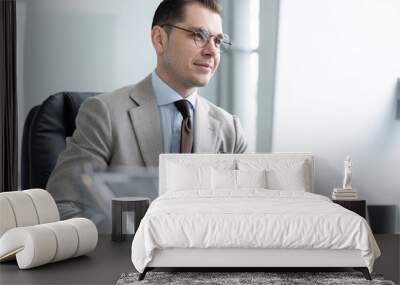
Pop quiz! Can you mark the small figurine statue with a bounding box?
[342,156,352,190]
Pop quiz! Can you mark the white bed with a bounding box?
[131,153,380,280]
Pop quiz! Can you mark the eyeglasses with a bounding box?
[161,24,232,53]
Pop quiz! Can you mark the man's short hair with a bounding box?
[152,0,222,29]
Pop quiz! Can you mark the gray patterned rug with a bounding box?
[116,272,396,285]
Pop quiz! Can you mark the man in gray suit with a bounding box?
[47,0,248,221]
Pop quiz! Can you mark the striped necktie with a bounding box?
[174,100,193,153]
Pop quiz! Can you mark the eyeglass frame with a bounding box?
[160,24,232,53]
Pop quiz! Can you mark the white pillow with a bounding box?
[238,159,308,191]
[211,168,236,190]
[266,162,306,191]
[211,169,268,190]
[236,169,268,189]
[167,163,212,191]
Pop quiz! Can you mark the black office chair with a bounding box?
[21,92,99,190]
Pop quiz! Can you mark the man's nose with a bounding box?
[203,38,219,56]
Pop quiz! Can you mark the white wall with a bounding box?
[273,0,400,231]
[17,0,161,111]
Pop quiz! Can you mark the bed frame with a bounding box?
[139,248,371,280]
[138,153,372,281]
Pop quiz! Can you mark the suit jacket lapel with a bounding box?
[194,96,220,153]
[128,75,163,166]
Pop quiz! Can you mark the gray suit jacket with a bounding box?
[46,75,247,218]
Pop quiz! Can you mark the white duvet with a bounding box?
[131,190,380,273]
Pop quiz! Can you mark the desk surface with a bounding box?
[0,235,133,285]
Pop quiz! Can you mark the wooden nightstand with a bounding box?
[332,199,366,218]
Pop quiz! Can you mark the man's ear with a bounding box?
[151,26,168,55]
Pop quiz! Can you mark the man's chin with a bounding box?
[192,76,212,87]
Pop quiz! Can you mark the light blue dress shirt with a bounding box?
[151,71,197,153]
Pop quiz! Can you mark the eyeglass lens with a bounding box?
[193,29,230,52]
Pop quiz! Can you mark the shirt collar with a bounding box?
[151,71,197,110]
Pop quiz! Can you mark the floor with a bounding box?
[373,234,400,284]
[1,234,398,285]
[0,235,133,285]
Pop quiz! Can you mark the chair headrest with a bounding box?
[21,92,99,189]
